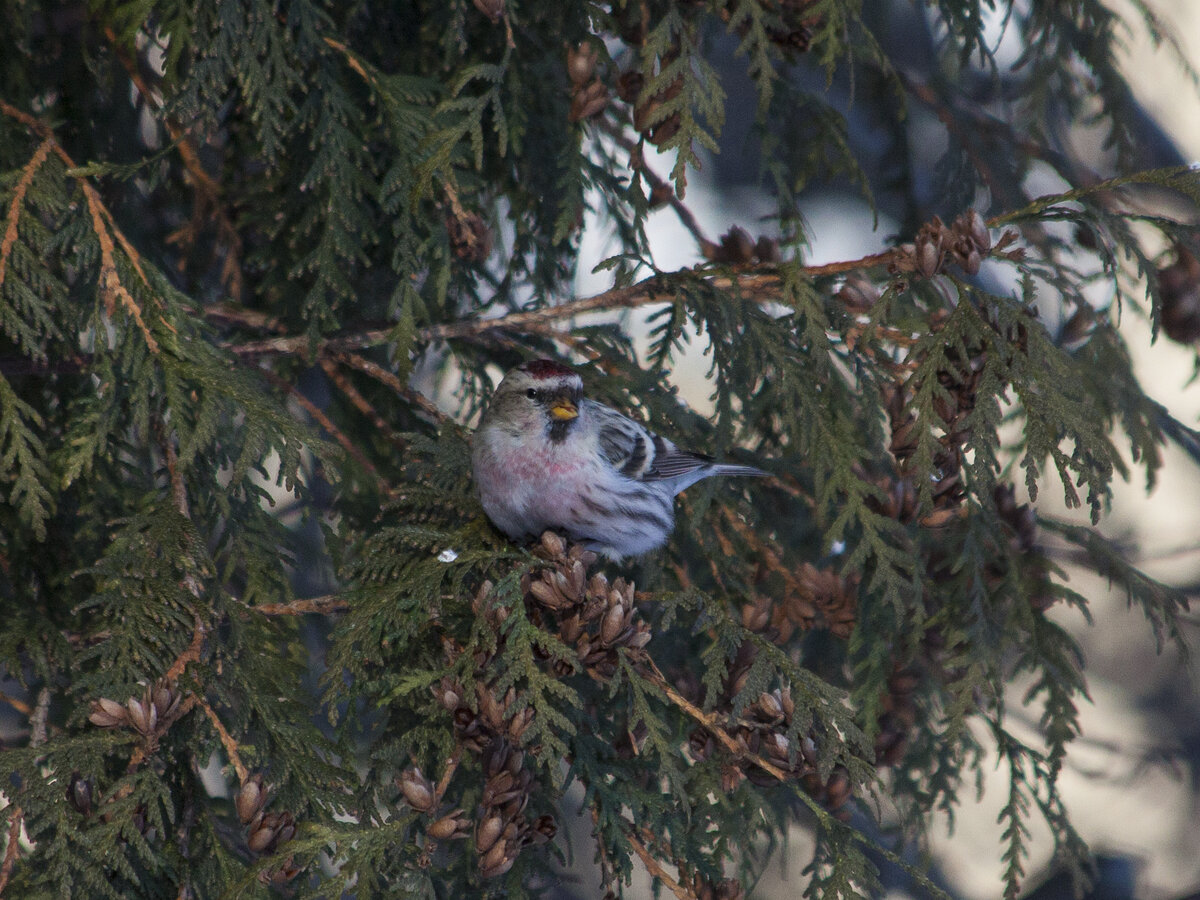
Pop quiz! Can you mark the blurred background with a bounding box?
[568,2,1200,897]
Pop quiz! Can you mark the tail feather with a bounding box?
[712,463,768,478]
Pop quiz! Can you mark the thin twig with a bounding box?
[625,827,696,900]
[97,200,153,293]
[104,27,244,298]
[602,121,715,254]
[79,180,160,353]
[898,70,1101,194]
[201,302,283,333]
[901,75,1005,206]
[587,806,619,898]
[332,351,452,427]
[226,256,897,359]
[102,29,224,199]
[323,36,375,85]
[253,595,350,616]
[261,366,389,485]
[316,357,407,454]
[162,437,190,518]
[641,660,789,782]
[719,505,810,607]
[164,616,207,682]
[584,652,790,782]
[0,692,31,717]
[197,697,249,784]
[227,327,392,359]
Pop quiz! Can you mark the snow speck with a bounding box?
[437,548,459,563]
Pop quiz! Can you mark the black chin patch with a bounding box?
[548,419,574,443]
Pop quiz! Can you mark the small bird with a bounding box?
[471,359,766,559]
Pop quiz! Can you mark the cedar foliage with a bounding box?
[0,1,1198,898]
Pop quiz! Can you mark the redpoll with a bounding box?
[471,359,765,559]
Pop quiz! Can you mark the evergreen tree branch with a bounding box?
[415,265,863,341]
[1,98,161,350]
[0,138,53,289]
[102,27,244,298]
[3,6,1198,894]
[80,179,160,353]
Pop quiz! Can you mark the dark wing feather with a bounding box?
[642,436,715,480]
[588,401,714,483]
[593,404,648,473]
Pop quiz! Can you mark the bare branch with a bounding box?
[332,351,452,427]
[228,328,392,359]
[641,660,790,783]
[164,616,207,683]
[260,366,390,487]
[317,357,408,455]
[625,826,696,900]
[253,594,350,616]
[0,692,31,717]
[197,697,249,784]
[225,254,899,361]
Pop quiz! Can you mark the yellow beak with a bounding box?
[548,398,579,421]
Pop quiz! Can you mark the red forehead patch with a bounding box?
[521,359,577,379]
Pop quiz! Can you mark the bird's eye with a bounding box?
[525,388,537,399]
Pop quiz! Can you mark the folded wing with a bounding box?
[588,400,765,492]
